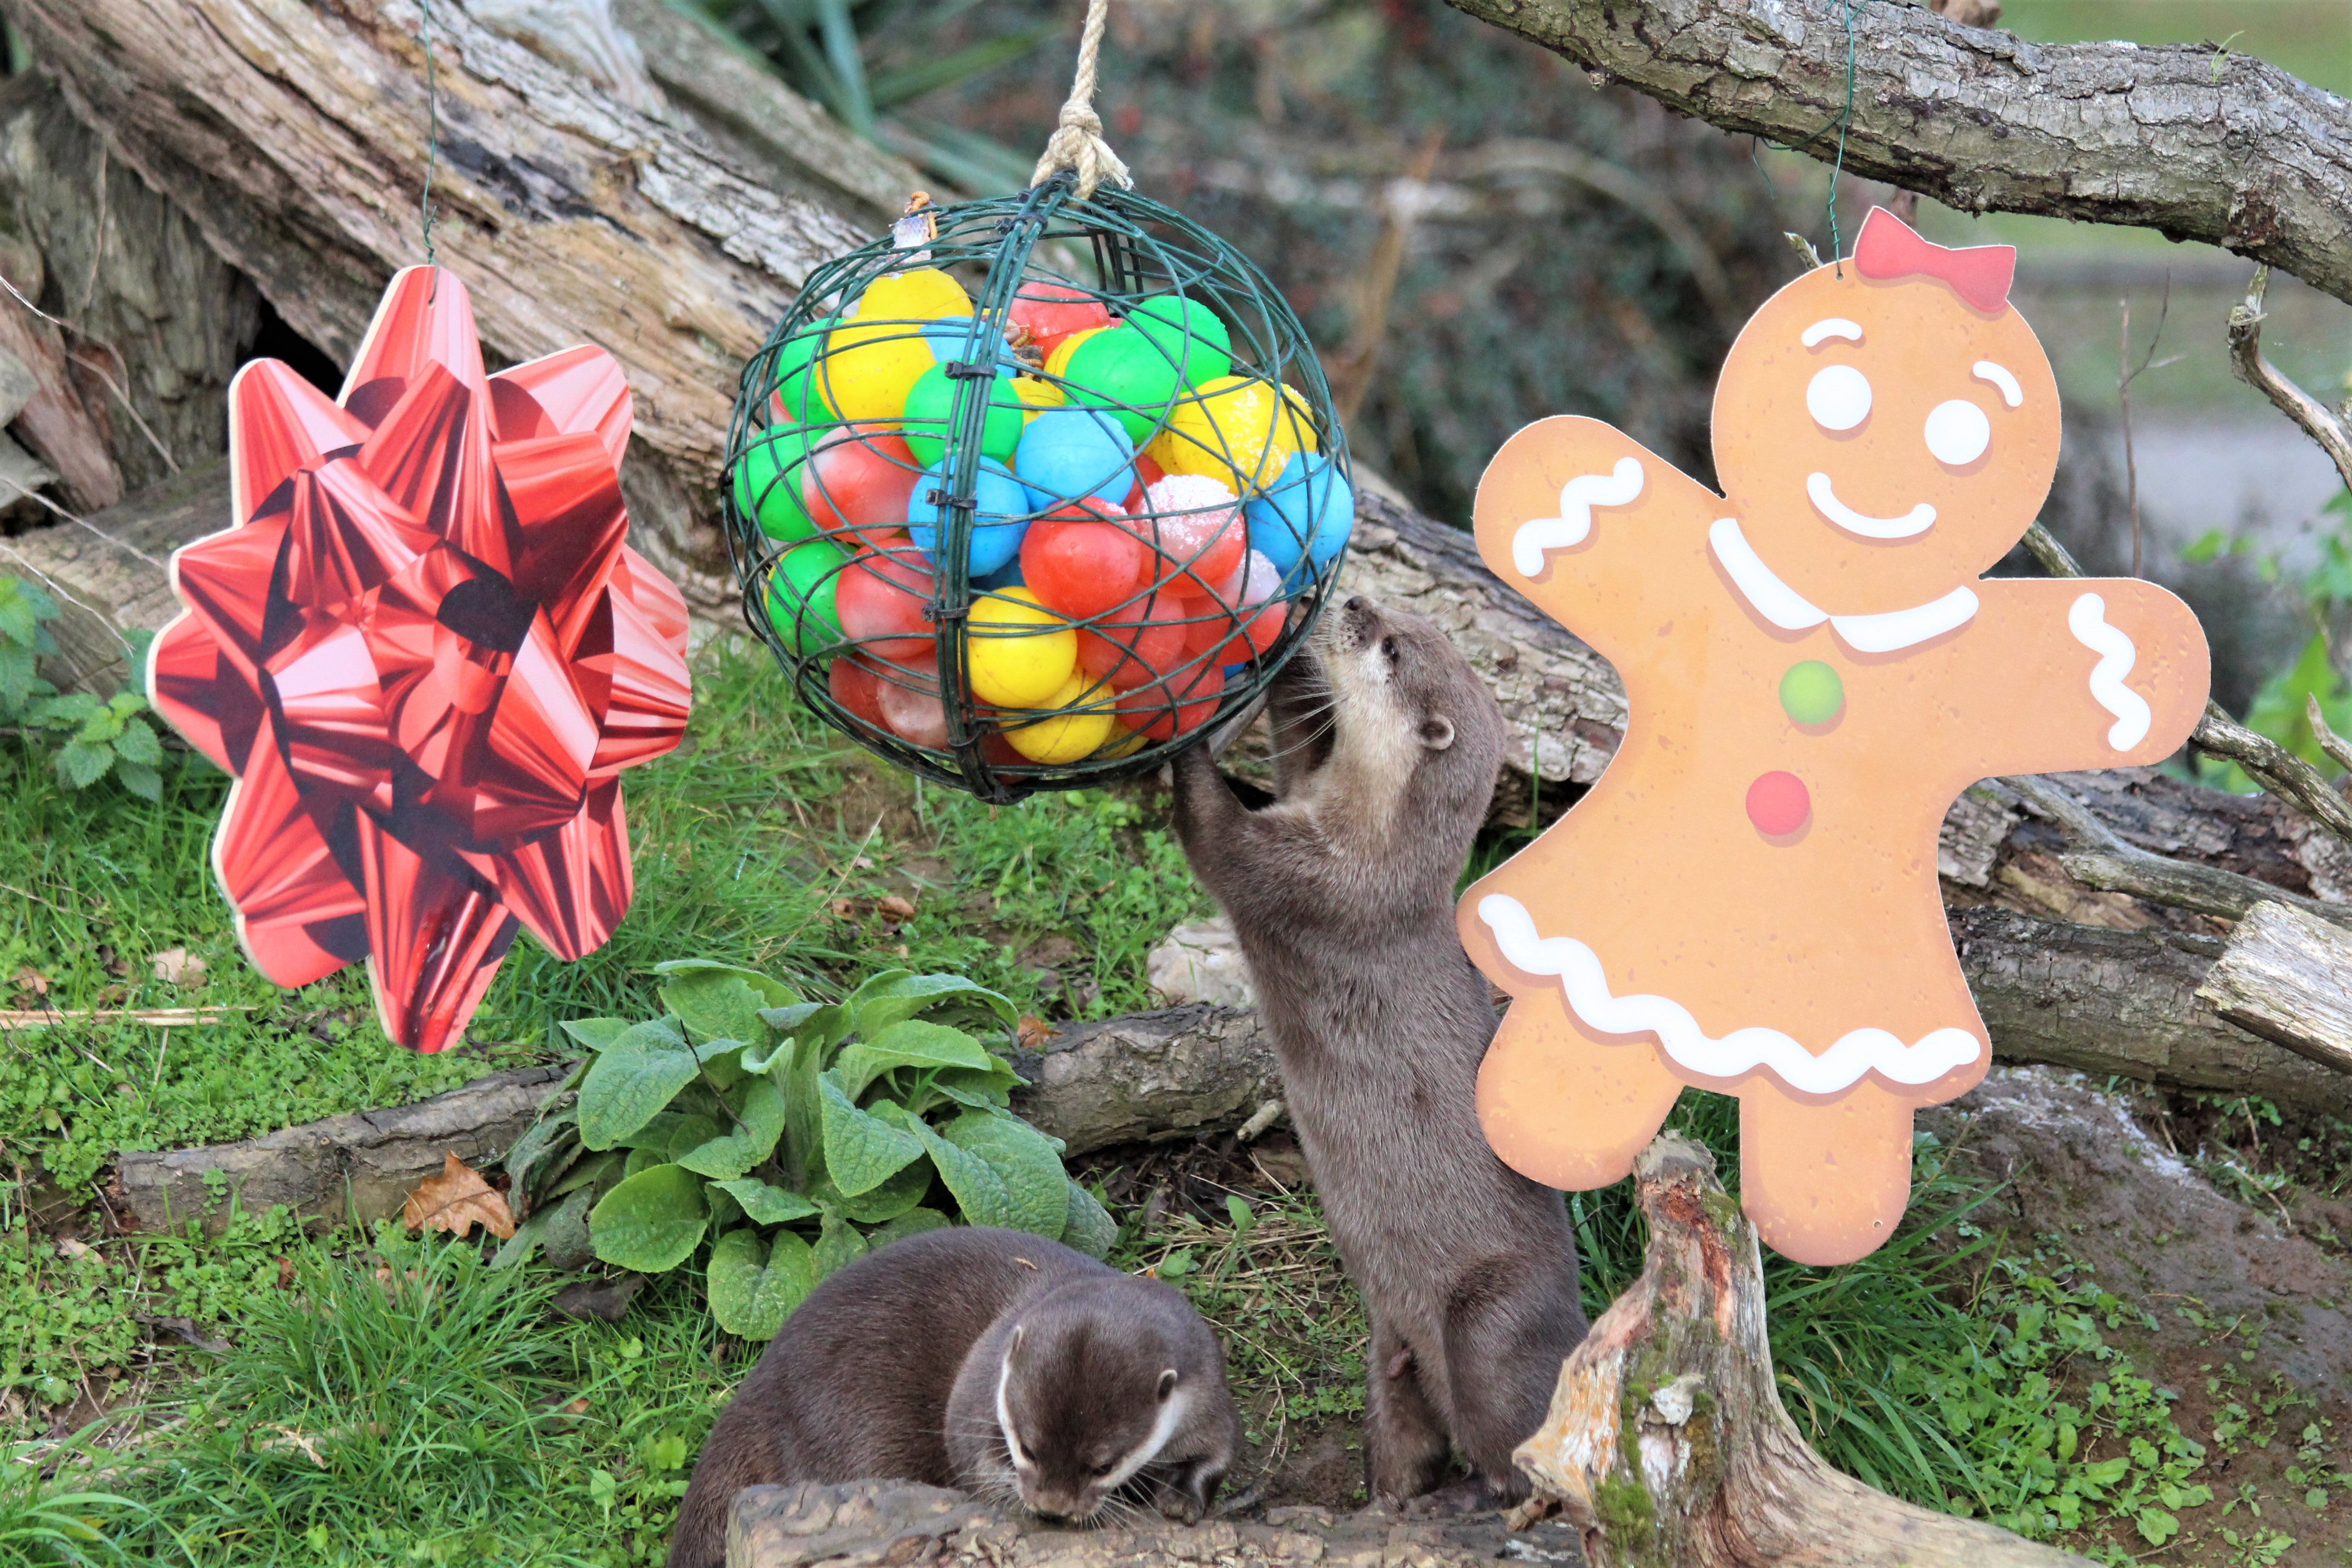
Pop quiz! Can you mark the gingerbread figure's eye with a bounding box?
[1805,365,1871,431]
[1924,399,1991,466]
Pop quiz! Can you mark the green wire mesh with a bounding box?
[721,176,1352,803]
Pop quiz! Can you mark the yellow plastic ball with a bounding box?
[1276,383,1322,456]
[848,269,972,330]
[1153,376,1303,493]
[967,588,1077,708]
[1004,675,1116,763]
[1043,326,1108,382]
[823,269,975,423]
[1008,376,1066,423]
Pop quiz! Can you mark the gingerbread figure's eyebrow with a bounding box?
[1972,361,2024,407]
[1801,318,1863,348]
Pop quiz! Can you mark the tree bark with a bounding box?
[1438,0,2352,308]
[1,0,917,614]
[1513,1132,2091,1567]
[2195,901,2352,1077]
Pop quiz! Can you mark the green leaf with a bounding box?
[708,1228,817,1338]
[676,1078,788,1179]
[1063,1181,1117,1259]
[818,1071,925,1195]
[0,643,39,713]
[654,959,801,1010]
[562,1018,634,1051]
[2135,1509,2180,1546]
[748,1002,848,1073]
[589,1163,708,1273]
[811,1209,868,1281]
[848,970,1018,1041]
[576,1017,697,1150]
[867,25,1051,110]
[111,717,162,766]
[35,691,99,728]
[928,1057,1021,1109]
[504,1113,582,1204]
[874,1207,952,1245]
[2179,527,2227,564]
[832,1019,994,1100]
[54,740,113,789]
[712,1178,824,1226]
[114,760,162,802]
[939,1111,1067,1238]
[539,1182,599,1270]
[818,1155,933,1223]
[666,1114,723,1162]
[550,1149,624,1200]
[658,968,770,1050]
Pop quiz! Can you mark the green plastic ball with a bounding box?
[1128,295,1233,387]
[766,538,848,656]
[733,423,816,542]
[902,361,1024,467]
[772,331,832,423]
[1779,659,1844,725]
[1062,326,1183,446]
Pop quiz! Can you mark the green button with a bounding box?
[1779,660,1843,725]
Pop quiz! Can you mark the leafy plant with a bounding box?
[2190,489,2352,791]
[0,574,166,800]
[500,959,1112,1338]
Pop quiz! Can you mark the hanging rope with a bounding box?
[1029,0,1131,199]
[420,0,443,264]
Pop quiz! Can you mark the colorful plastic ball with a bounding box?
[1062,327,1184,446]
[1115,661,1225,742]
[771,333,830,424]
[1015,407,1136,510]
[1127,295,1233,387]
[1043,325,1107,382]
[967,588,1078,708]
[733,422,815,541]
[764,539,847,656]
[823,270,973,422]
[1141,473,1245,594]
[834,547,936,663]
[1123,451,1166,512]
[1186,549,1284,662]
[877,671,951,750]
[828,654,888,729]
[903,360,1023,467]
[1010,282,1112,358]
[1152,376,1302,494]
[1007,376,1065,423]
[803,426,920,549]
[1021,500,1145,621]
[1077,592,1187,691]
[906,457,1031,577]
[853,268,972,323]
[1003,675,1117,763]
[1245,452,1353,583]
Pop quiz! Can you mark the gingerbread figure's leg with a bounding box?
[1737,1080,1916,1266]
[1477,990,1684,1192]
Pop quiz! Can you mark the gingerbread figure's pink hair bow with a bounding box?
[1852,207,2016,313]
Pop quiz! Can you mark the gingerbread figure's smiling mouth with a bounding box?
[1806,472,1935,540]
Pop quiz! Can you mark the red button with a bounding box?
[1746,771,1810,836]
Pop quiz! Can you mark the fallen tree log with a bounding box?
[1514,1132,2088,1566]
[2195,901,2352,1077]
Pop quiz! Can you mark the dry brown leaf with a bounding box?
[56,1235,95,1260]
[1015,1015,1054,1052]
[149,947,206,984]
[828,897,857,919]
[276,1256,296,1290]
[401,1152,516,1240]
[12,965,48,996]
[877,894,916,921]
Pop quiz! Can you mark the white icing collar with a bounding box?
[1707,518,1978,653]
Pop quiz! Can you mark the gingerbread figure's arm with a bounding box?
[1941,577,2211,781]
[1474,416,1724,660]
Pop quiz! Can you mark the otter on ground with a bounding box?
[667,1226,1241,1568]
[1171,594,1589,1511]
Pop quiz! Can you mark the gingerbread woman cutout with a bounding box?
[1458,208,2210,1265]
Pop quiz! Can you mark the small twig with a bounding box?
[2193,703,2352,850]
[2115,279,2177,578]
[2309,694,2352,774]
[2023,519,2084,578]
[0,483,167,571]
[2227,266,2352,494]
[1784,230,1824,270]
[65,349,179,476]
[0,1005,249,1029]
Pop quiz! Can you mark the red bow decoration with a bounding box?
[1852,206,2016,313]
[148,266,691,1052]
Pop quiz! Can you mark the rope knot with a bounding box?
[1029,0,1131,199]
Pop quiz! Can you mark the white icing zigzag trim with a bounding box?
[1707,518,1826,630]
[1478,894,1983,1096]
[1512,456,1644,578]
[2067,591,2152,750]
[1806,471,1936,539]
[1831,587,1979,652]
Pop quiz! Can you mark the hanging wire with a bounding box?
[419,0,442,264]
[1746,0,1861,270]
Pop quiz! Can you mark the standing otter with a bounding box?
[1171,595,1589,1510]
[668,1227,1241,1568]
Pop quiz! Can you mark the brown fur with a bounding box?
[1171,595,1589,1510]
[668,1228,1239,1568]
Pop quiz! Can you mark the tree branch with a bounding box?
[2226,266,2352,490]
[1441,0,2352,307]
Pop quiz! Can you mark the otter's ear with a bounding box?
[1156,1369,1178,1402]
[1420,715,1455,751]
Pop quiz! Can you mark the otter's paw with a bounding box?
[1399,1477,1505,1519]
[1147,1467,1215,1524]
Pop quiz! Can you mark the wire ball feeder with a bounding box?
[722,0,1353,802]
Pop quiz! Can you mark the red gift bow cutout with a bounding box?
[1852,206,2016,313]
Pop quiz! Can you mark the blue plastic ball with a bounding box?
[1014,407,1136,509]
[908,456,1032,576]
[1245,452,1353,583]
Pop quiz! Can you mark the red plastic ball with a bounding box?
[1022,500,1146,621]
[1122,452,1168,513]
[1077,592,1188,691]
[1010,282,1112,358]
[1745,770,1811,836]
[834,546,937,663]
[1140,479,1245,597]
[804,426,921,549]
[1115,662,1225,742]
[828,654,888,729]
